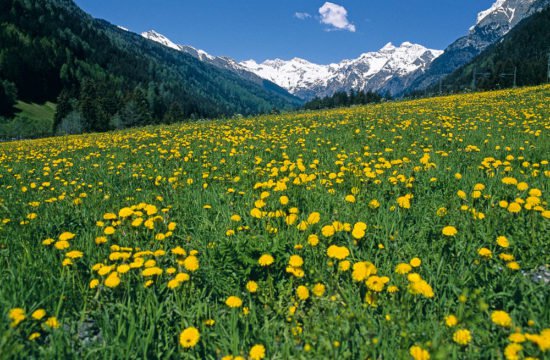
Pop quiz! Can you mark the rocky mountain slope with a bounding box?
[405,0,550,94]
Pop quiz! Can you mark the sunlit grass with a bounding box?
[0,85,549,359]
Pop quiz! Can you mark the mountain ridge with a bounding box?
[405,0,550,94]
[240,42,443,100]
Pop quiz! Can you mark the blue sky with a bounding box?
[74,0,496,64]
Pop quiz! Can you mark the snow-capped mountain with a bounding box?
[406,0,550,93]
[240,43,443,100]
[141,30,263,83]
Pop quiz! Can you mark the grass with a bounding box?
[13,101,57,122]
[0,85,548,359]
[0,101,56,140]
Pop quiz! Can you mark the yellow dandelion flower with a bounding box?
[31,309,46,320]
[445,315,458,327]
[410,346,430,360]
[225,296,243,308]
[58,232,76,241]
[246,281,259,293]
[258,254,274,266]
[453,329,472,346]
[496,236,510,248]
[184,255,200,272]
[312,283,326,297]
[179,327,200,348]
[249,344,266,360]
[491,310,512,327]
[442,226,457,236]
[296,285,309,301]
[44,317,60,329]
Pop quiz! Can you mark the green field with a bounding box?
[0,102,56,140]
[0,86,548,359]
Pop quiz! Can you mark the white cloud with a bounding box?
[294,12,311,20]
[318,2,356,32]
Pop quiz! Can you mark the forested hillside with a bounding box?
[0,0,300,137]
[433,6,550,94]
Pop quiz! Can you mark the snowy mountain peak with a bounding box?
[141,30,181,51]
[140,30,270,86]
[476,0,509,24]
[470,0,549,32]
[381,42,395,51]
[239,42,443,100]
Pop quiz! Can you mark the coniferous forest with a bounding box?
[303,90,384,111]
[421,6,550,95]
[0,0,301,138]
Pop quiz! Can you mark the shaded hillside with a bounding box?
[0,0,301,134]
[436,6,550,93]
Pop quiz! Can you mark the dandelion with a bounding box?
[296,285,309,301]
[258,254,274,266]
[409,346,430,360]
[369,199,380,209]
[307,234,319,246]
[66,250,83,259]
[478,248,492,258]
[504,343,522,360]
[44,317,60,328]
[225,296,243,308]
[445,315,458,327]
[8,308,26,327]
[312,283,326,297]
[442,226,458,236]
[395,263,412,274]
[491,310,512,327]
[288,255,304,268]
[327,245,349,260]
[105,273,121,288]
[249,344,266,360]
[507,203,521,213]
[104,226,116,235]
[58,232,76,241]
[246,281,259,293]
[321,225,335,237]
[179,327,200,348]
[184,255,199,272]
[353,261,377,281]
[496,236,510,248]
[410,258,421,267]
[307,212,321,225]
[31,309,46,320]
[453,329,472,346]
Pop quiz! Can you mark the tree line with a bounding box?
[303,90,385,110]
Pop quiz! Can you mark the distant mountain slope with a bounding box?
[435,6,550,92]
[240,43,442,100]
[140,30,283,90]
[0,0,300,130]
[404,0,550,95]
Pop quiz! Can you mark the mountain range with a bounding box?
[142,31,443,100]
[140,0,550,100]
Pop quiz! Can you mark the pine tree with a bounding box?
[53,90,72,131]
[0,80,17,117]
[163,102,185,124]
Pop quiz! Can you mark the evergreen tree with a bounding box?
[163,102,185,124]
[0,80,17,117]
[53,90,72,131]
